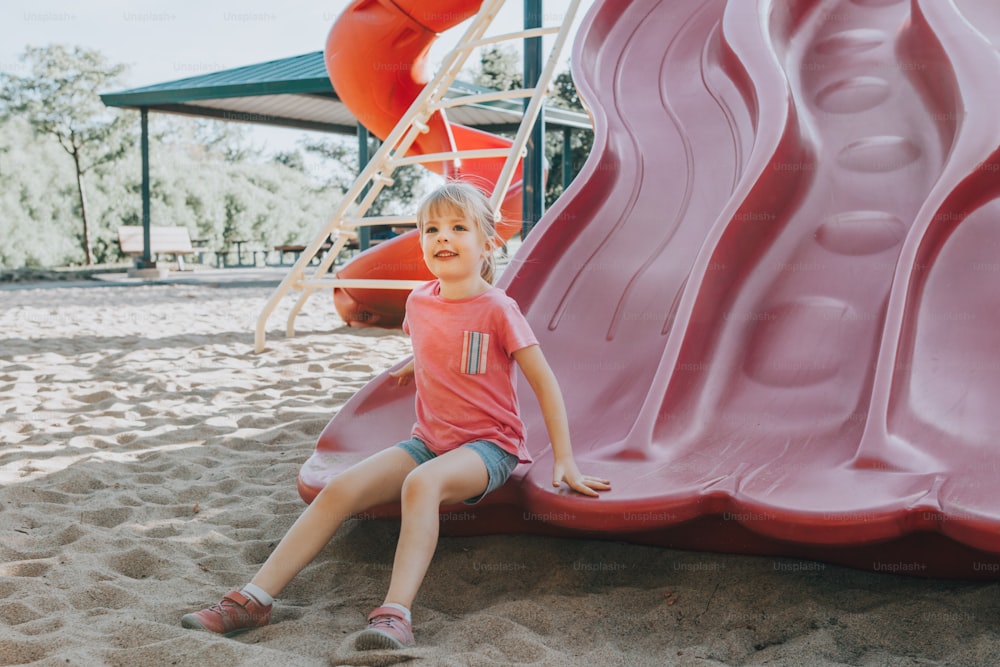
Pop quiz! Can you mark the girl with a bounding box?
[181,182,611,649]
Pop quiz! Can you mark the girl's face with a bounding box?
[420,205,491,283]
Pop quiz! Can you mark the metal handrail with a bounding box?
[389,147,515,168]
[341,215,417,229]
[438,88,537,109]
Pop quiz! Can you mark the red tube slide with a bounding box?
[325,0,524,327]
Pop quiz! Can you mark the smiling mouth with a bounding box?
[434,251,458,258]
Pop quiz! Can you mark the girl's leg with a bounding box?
[381,447,490,609]
[251,445,419,597]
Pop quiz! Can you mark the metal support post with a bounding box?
[139,107,155,268]
[522,0,545,238]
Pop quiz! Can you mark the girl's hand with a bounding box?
[553,456,611,497]
[389,360,415,386]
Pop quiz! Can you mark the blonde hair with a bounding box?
[417,181,501,283]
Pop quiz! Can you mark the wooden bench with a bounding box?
[273,241,341,266]
[273,244,309,266]
[118,226,195,270]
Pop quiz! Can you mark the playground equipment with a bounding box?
[255,0,580,344]
[298,0,1000,578]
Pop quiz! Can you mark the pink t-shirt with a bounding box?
[402,280,538,463]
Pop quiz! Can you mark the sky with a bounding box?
[1,0,593,153]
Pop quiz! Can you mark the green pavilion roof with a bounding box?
[101,51,591,135]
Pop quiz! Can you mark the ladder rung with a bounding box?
[303,278,429,290]
[461,26,561,52]
[342,216,418,229]
[436,88,536,111]
[391,148,512,168]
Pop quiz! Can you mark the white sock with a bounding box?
[241,583,274,607]
[382,602,411,623]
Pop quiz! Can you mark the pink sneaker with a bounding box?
[355,606,415,650]
[181,590,272,637]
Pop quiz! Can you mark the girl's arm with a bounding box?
[512,345,611,497]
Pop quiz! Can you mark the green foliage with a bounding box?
[0,118,79,267]
[0,45,345,270]
[550,69,586,111]
[273,150,306,172]
[544,68,593,206]
[473,45,523,91]
[1,44,130,155]
[302,135,429,217]
[467,48,593,209]
[2,44,136,264]
[136,120,338,254]
[0,42,591,270]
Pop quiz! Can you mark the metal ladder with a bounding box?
[255,0,582,353]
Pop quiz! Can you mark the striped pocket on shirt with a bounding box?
[461,331,489,374]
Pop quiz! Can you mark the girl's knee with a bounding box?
[313,478,346,509]
[313,475,367,516]
[400,467,442,505]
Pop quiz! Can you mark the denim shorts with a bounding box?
[395,437,519,505]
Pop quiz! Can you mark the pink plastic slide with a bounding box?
[303,0,1000,578]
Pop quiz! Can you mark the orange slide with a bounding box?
[325,0,522,327]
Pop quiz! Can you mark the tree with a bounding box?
[0,62,337,269]
[0,117,79,267]
[302,135,428,219]
[138,122,335,254]
[550,68,586,111]
[471,47,593,208]
[543,68,593,206]
[1,45,135,265]
[473,45,523,91]
[273,149,306,172]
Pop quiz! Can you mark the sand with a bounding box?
[1,280,999,667]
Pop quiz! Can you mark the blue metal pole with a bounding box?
[522,0,544,238]
[139,107,154,268]
[562,126,572,190]
[357,123,372,250]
